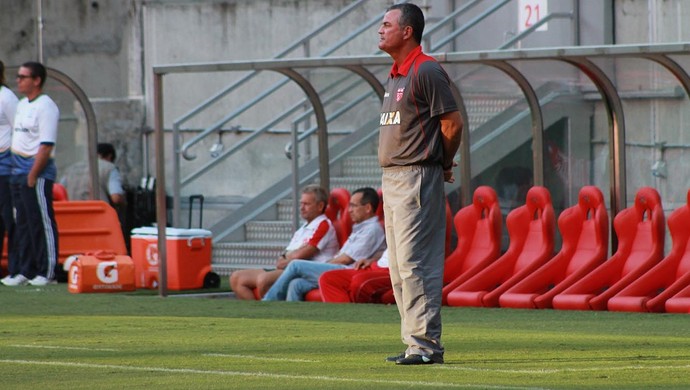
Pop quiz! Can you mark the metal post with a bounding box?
[291,123,300,233]
[154,72,168,298]
[36,0,44,63]
[172,123,181,227]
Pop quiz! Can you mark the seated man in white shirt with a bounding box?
[262,187,386,302]
[230,184,339,300]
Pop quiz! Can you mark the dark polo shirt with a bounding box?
[378,46,458,168]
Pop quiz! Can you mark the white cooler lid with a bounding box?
[131,226,212,238]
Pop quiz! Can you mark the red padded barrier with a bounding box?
[500,186,609,309]
[445,186,555,307]
[608,189,690,312]
[552,187,665,311]
[441,186,502,305]
[55,200,128,265]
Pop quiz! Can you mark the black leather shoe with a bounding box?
[385,352,406,362]
[395,354,444,365]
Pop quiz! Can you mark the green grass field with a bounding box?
[1,282,689,389]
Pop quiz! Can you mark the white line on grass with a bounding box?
[9,344,118,352]
[0,359,543,390]
[437,364,690,374]
[203,353,318,363]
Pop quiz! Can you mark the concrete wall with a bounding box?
[0,0,145,186]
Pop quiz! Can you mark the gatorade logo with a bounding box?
[69,266,79,285]
[97,261,119,284]
[145,243,159,266]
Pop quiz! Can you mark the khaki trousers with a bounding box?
[382,164,445,357]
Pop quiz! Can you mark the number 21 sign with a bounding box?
[518,0,548,33]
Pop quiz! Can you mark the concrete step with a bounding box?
[342,155,381,177]
[212,242,284,276]
[329,177,381,193]
[245,221,293,242]
[277,199,295,221]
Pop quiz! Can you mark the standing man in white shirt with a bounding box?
[2,62,60,286]
[0,60,19,282]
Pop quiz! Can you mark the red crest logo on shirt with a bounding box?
[396,88,404,102]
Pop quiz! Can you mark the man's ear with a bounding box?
[365,203,374,215]
[402,25,414,40]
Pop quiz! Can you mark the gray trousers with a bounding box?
[382,164,446,357]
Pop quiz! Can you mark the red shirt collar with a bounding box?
[389,46,424,78]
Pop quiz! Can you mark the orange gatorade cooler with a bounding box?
[130,227,218,290]
[66,251,136,293]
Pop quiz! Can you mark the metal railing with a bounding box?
[170,0,380,226]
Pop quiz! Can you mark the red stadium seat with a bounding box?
[552,187,665,311]
[53,182,69,201]
[664,284,690,313]
[445,186,555,308]
[499,186,609,309]
[376,188,385,229]
[441,186,502,305]
[324,187,352,247]
[444,200,453,258]
[609,189,690,313]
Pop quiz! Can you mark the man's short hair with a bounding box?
[0,60,6,86]
[387,3,425,45]
[352,187,379,212]
[21,61,48,88]
[97,143,117,161]
[302,184,329,213]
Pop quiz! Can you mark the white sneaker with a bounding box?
[28,275,55,286]
[0,275,13,284]
[2,274,30,286]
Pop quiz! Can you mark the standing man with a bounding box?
[377,3,462,365]
[0,60,18,282]
[262,187,386,302]
[2,62,60,286]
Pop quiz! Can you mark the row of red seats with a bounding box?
[445,185,690,313]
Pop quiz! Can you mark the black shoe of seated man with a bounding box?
[395,354,444,365]
[385,352,406,362]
